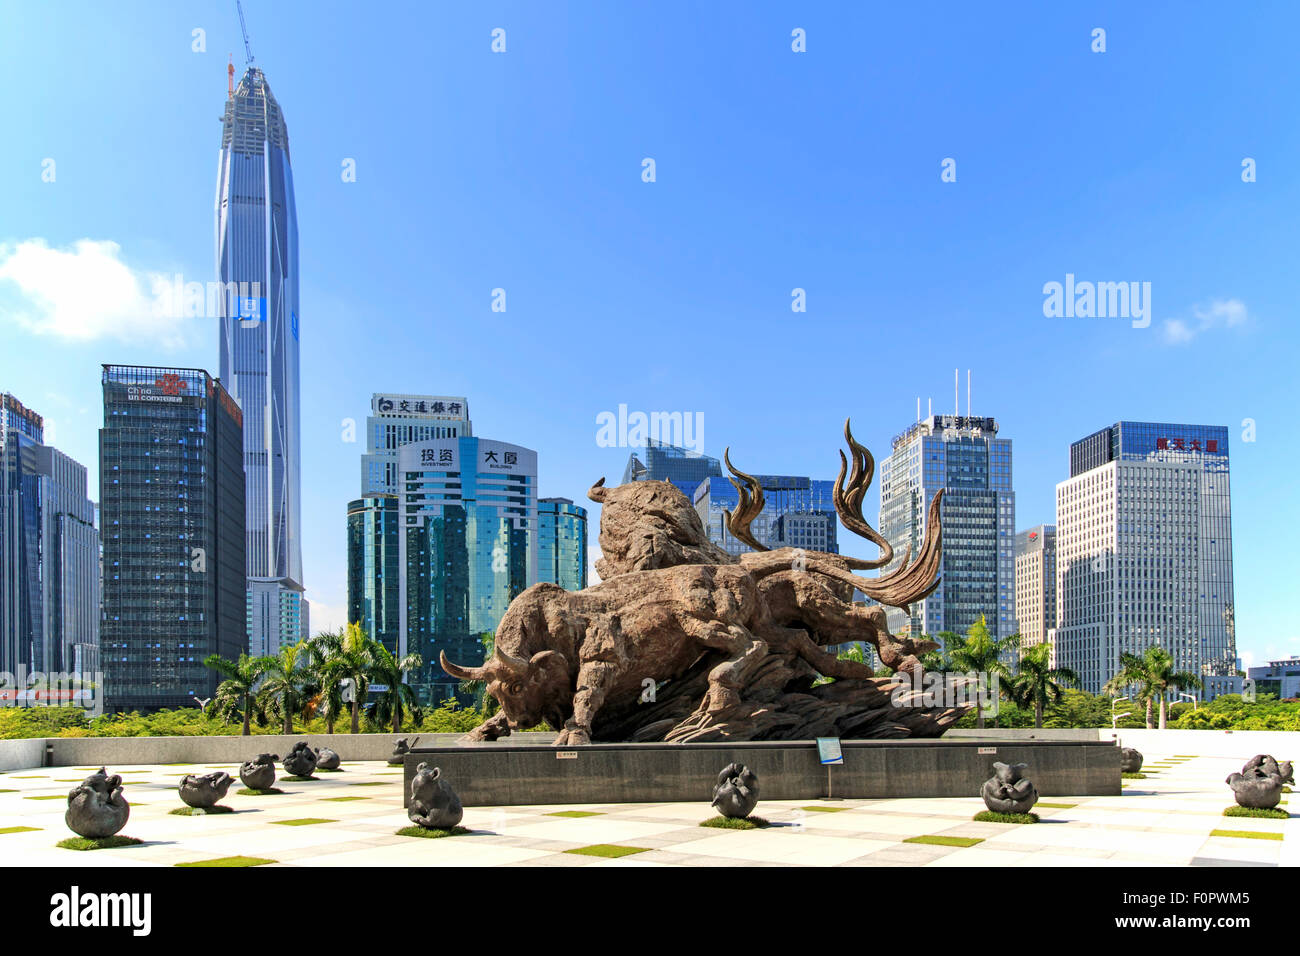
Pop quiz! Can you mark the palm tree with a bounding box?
[257,641,311,734]
[204,652,272,735]
[1009,642,1080,727]
[945,616,1020,729]
[315,622,376,734]
[303,631,351,734]
[1105,651,1156,728]
[366,642,424,733]
[1144,647,1203,729]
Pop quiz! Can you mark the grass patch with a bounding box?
[545,810,604,818]
[395,825,473,838]
[281,775,318,782]
[1036,802,1078,809]
[57,835,144,851]
[12,775,46,779]
[563,844,651,858]
[317,768,344,773]
[236,787,284,796]
[0,826,41,834]
[973,810,1039,824]
[801,805,848,812]
[24,795,65,800]
[904,835,984,848]
[700,815,769,829]
[270,818,335,826]
[320,796,369,802]
[349,782,392,787]
[1210,829,1283,841]
[1122,772,1147,779]
[169,805,234,816]
[176,856,276,867]
[0,789,16,793]
[1223,806,1289,820]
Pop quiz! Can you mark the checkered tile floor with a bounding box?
[0,752,1292,866]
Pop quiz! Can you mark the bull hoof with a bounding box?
[554,727,591,746]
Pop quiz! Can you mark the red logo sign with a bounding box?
[1156,437,1217,453]
[155,374,188,397]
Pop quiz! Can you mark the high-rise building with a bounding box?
[538,498,588,591]
[346,494,400,654]
[99,366,246,711]
[878,414,1015,644]
[398,436,537,703]
[360,394,472,495]
[1014,524,1056,652]
[1055,421,1234,697]
[347,394,473,654]
[622,440,722,504]
[695,475,840,556]
[0,393,100,677]
[216,64,306,655]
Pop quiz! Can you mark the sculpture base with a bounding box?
[403,739,1121,808]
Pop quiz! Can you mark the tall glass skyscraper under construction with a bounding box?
[215,65,306,655]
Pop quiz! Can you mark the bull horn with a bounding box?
[494,649,530,678]
[587,477,608,503]
[439,650,490,681]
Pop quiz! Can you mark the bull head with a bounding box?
[440,648,572,732]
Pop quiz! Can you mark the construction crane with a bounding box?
[236,0,256,66]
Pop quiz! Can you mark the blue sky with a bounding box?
[1,1,1296,668]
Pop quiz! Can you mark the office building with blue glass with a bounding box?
[216,64,306,656]
[348,394,473,655]
[1055,421,1235,697]
[879,414,1015,644]
[99,366,246,712]
[695,475,840,556]
[538,498,588,591]
[622,440,722,504]
[398,437,537,703]
[0,393,100,677]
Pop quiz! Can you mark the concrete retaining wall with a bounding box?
[0,732,555,771]
[947,728,1103,742]
[403,738,1121,807]
[0,738,47,772]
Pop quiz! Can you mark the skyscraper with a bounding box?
[99,366,246,712]
[1055,421,1234,697]
[538,498,588,591]
[360,394,472,496]
[1014,524,1056,651]
[398,436,538,703]
[0,393,100,677]
[348,394,473,654]
[694,475,840,556]
[621,440,722,504]
[216,64,306,655]
[346,494,400,655]
[878,414,1015,644]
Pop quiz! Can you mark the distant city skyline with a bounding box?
[0,3,1294,672]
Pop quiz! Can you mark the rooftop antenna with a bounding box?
[236,0,256,66]
[954,369,958,416]
[967,369,971,418]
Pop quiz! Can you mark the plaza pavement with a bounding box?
[0,750,1292,867]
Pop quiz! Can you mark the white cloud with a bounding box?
[1161,297,1249,346]
[0,238,189,346]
